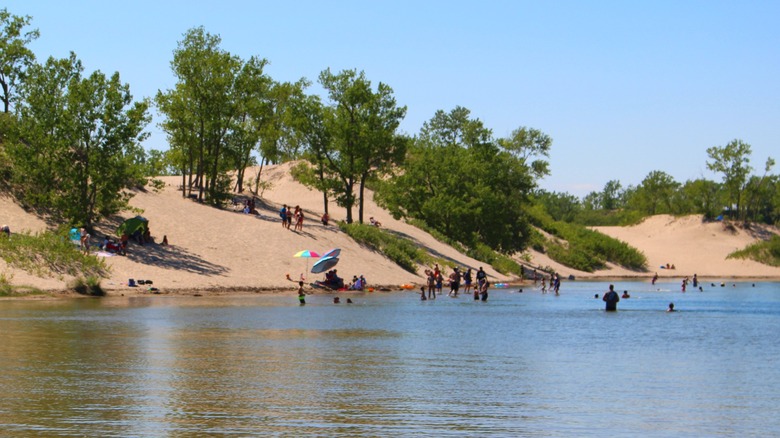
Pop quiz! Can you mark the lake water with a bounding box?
[1,280,779,436]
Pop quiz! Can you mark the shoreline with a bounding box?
[4,274,779,301]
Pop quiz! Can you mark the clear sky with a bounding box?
[5,0,779,197]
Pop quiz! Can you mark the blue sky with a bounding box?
[5,0,779,197]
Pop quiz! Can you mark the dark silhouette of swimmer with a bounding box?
[347,298,353,304]
[621,290,630,298]
[603,285,619,311]
[667,302,675,312]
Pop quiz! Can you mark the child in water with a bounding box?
[298,281,306,305]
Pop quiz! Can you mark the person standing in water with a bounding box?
[480,281,490,302]
[298,281,306,305]
[603,284,620,311]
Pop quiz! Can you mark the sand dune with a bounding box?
[2,164,779,295]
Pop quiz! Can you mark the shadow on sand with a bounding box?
[124,243,228,276]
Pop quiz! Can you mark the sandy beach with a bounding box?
[2,162,779,297]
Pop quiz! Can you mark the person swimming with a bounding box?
[667,302,675,312]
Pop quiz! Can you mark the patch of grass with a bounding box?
[528,207,647,272]
[728,235,780,267]
[0,229,109,278]
[407,218,522,275]
[339,222,430,273]
[0,272,46,297]
[465,242,523,276]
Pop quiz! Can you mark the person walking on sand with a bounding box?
[603,284,620,311]
[295,209,304,231]
[280,205,288,229]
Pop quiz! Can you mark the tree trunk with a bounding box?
[358,174,367,224]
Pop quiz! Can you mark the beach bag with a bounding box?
[128,279,136,287]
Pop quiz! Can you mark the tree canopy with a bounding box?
[375,107,545,252]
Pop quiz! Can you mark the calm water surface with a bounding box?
[1,280,779,436]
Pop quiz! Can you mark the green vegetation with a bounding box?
[374,107,543,253]
[338,222,433,273]
[528,205,647,272]
[68,275,105,296]
[0,230,108,278]
[728,235,780,267]
[0,272,45,297]
[407,219,523,275]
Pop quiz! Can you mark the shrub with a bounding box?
[728,235,780,267]
[339,222,425,274]
[69,275,105,296]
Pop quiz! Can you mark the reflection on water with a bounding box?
[1,281,780,436]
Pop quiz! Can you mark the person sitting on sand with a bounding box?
[369,216,381,227]
[1,224,10,237]
[321,212,329,226]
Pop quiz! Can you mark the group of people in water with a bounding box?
[419,265,490,301]
[420,264,490,301]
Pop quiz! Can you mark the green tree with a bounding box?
[706,139,752,220]
[376,107,539,252]
[743,157,776,223]
[143,148,176,176]
[497,126,552,179]
[535,190,581,222]
[290,94,338,214]
[628,170,680,215]
[156,27,241,205]
[315,68,407,224]
[11,53,149,226]
[0,8,39,113]
[677,178,722,219]
[600,180,624,210]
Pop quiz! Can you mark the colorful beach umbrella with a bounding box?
[293,250,320,275]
